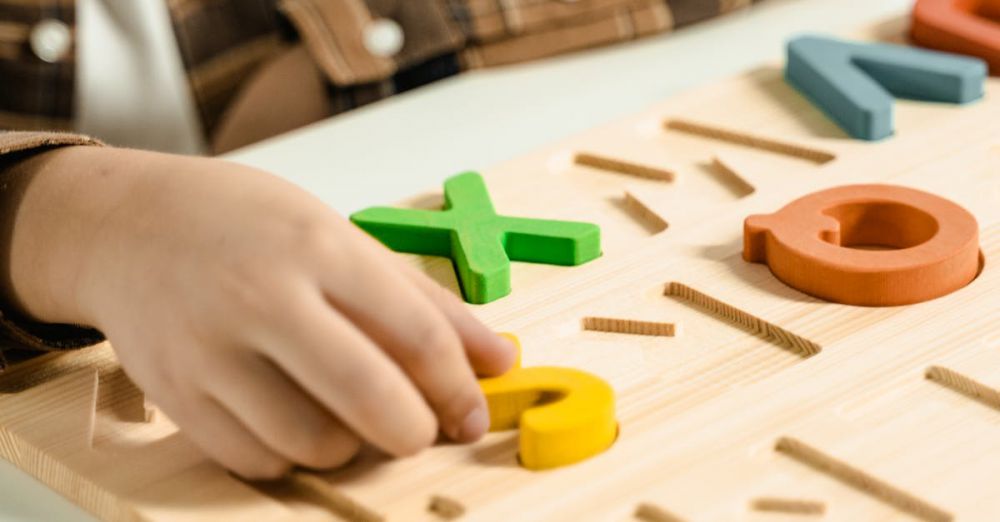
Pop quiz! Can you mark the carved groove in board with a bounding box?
[925,366,1000,410]
[622,191,669,233]
[664,119,836,164]
[664,282,821,357]
[0,369,99,449]
[751,497,825,515]
[0,369,143,521]
[428,494,465,519]
[0,345,152,425]
[775,437,953,522]
[634,502,686,522]
[143,397,158,423]
[0,345,115,394]
[101,367,155,424]
[575,152,675,182]
[710,156,756,196]
[582,316,677,337]
[288,472,385,522]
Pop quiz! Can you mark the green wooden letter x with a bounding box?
[350,172,602,304]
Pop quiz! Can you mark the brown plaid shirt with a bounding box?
[0,0,758,363]
[1,0,759,147]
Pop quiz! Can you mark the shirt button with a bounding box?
[363,18,404,58]
[30,19,72,63]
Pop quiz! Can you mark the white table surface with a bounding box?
[0,0,912,519]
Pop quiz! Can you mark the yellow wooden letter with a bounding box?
[480,334,618,470]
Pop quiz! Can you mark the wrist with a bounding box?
[4,146,141,327]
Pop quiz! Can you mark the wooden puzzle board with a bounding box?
[2,19,999,522]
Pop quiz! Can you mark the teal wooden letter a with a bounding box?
[350,172,602,304]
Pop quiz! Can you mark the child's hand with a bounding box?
[5,146,516,479]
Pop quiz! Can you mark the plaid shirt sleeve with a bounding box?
[276,0,762,90]
[0,131,106,369]
[0,0,77,132]
[458,0,761,67]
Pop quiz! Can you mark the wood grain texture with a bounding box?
[1,20,999,521]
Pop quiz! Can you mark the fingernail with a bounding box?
[457,406,490,442]
[499,337,520,369]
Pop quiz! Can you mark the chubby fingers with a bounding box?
[203,351,361,470]
[393,257,517,377]
[155,389,291,481]
[319,241,491,443]
[260,289,439,457]
[349,226,517,376]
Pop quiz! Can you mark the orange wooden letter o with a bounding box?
[744,185,980,306]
